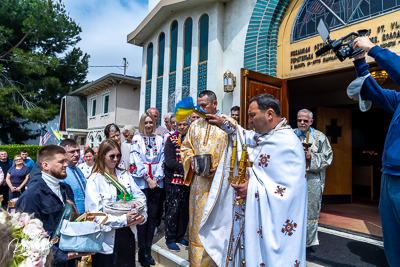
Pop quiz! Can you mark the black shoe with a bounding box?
[306,246,315,256]
[138,248,150,267]
[146,247,156,265]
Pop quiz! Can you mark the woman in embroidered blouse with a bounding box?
[164,118,190,252]
[130,112,165,267]
[85,139,147,267]
[79,148,95,179]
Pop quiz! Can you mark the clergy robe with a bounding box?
[199,118,308,267]
[180,113,230,266]
[294,127,333,246]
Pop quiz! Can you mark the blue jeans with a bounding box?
[379,173,400,267]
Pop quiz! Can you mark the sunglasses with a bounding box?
[108,154,121,160]
[297,119,309,123]
[15,158,23,162]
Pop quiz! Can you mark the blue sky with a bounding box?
[63,0,149,81]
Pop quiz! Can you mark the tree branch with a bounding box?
[0,30,32,60]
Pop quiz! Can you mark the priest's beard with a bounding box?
[298,125,308,133]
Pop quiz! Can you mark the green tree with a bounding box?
[0,0,89,144]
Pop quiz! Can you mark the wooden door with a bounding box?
[240,69,288,129]
[316,107,352,199]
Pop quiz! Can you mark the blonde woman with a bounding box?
[6,154,30,199]
[130,112,165,267]
[85,139,147,267]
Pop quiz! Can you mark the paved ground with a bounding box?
[137,222,389,267]
[306,227,388,267]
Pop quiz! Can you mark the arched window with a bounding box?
[90,136,94,148]
[97,135,102,145]
[182,18,193,99]
[168,21,178,112]
[156,33,165,123]
[145,43,154,111]
[292,0,400,42]
[198,14,209,93]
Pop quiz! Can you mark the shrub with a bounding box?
[0,145,43,162]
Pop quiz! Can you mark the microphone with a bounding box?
[315,44,332,57]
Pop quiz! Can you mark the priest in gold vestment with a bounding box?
[181,90,230,266]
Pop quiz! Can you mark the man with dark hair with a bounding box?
[180,90,231,266]
[206,93,307,266]
[59,139,86,214]
[20,149,35,170]
[15,145,93,267]
[0,150,12,207]
[230,106,240,124]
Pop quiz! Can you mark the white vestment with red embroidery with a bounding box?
[199,118,307,267]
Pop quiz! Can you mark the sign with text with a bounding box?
[279,10,400,79]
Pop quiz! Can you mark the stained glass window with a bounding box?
[199,14,209,63]
[170,21,178,73]
[184,18,193,68]
[147,43,153,81]
[158,33,165,78]
[292,0,400,42]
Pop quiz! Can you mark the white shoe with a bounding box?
[154,227,158,235]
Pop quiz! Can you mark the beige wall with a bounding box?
[87,82,141,130]
[115,83,141,128]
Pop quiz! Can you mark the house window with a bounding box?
[90,98,96,117]
[97,135,102,145]
[90,136,94,147]
[102,93,110,114]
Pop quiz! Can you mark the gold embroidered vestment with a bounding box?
[180,117,229,266]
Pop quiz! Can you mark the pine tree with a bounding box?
[0,0,89,143]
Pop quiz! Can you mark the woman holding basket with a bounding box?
[85,139,147,267]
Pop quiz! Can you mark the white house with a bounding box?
[59,73,141,147]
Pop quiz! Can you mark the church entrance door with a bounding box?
[316,107,352,202]
[240,68,288,128]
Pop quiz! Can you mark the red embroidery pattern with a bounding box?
[144,137,157,156]
[281,219,297,236]
[293,260,300,267]
[257,226,263,239]
[169,134,185,185]
[255,192,260,201]
[258,154,270,167]
[274,185,286,197]
[129,163,137,174]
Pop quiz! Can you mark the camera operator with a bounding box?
[352,36,400,265]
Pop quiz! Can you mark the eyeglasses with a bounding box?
[297,119,309,123]
[108,154,121,160]
[15,158,23,162]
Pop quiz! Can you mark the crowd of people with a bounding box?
[0,37,399,267]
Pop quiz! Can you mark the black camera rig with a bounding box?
[315,19,368,62]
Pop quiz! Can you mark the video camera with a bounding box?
[315,19,368,62]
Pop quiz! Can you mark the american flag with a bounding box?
[39,128,52,145]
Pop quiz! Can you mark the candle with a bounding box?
[306,131,309,143]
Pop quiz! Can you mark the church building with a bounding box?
[127,0,400,205]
